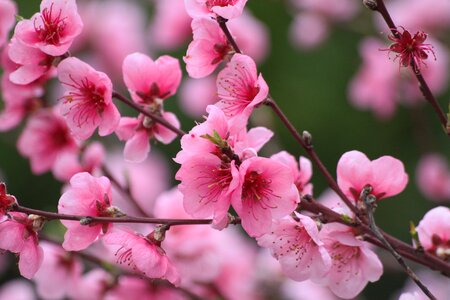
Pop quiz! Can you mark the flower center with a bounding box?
[63,75,106,127]
[206,0,238,9]
[242,171,278,208]
[197,163,233,205]
[34,3,67,45]
[211,43,232,65]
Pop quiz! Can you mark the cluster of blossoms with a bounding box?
[0,0,449,299]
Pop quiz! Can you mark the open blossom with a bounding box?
[17,109,79,175]
[216,54,269,130]
[58,57,120,140]
[176,153,239,226]
[0,182,17,216]
[383,28,435,71]
[232,157,300,237]
[103,228,180,285]
[337,150,408,203]
[0,0,16,48]
[320,223,383,299]
[184,17,232,78]
[416,206,450,260]
[184,0,248,20]
[258,214,331,282]
[52,142,105,182]
[0,212,44,279]
[416,154,450,201]
[13,0,83,56]
[33,242,82,300]
[122,53,181,106]
[271,151,313,196]
[58,172,121,251]
[115,113,180,163]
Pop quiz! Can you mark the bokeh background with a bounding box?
[1,0,449,299]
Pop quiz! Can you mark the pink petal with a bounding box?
[123,130,150,163]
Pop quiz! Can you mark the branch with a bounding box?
[216,16,241,54]
[361,187,437,300]
[112,91,186,136]
[369,0,448,134]
[12,205,240,227]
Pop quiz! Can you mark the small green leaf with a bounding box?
[341,214,353,224]
[15,15,24,22]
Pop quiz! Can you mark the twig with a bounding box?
[13,205,241,227]
[361,186,437,300]
[216,16,241,54]
[370,0,448,134]
[100,165,150,217]
[112,91,186,136]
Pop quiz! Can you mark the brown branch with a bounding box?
[12,205,241,227]
[372,0,448,134]
[216,16,241,54]
[112,91,186,136]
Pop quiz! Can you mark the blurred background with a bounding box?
[0,0,449,299]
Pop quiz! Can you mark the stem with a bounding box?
[361,190,437,300]
[100,165,150,217]
[13,205,240,227]
[112,91,186,136]
[374,0,448,134]
[264,97,361,218]
[216,17,242,54]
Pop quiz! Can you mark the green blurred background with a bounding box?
[1,0,449,299]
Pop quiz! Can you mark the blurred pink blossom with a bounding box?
[416,153,450,202]
[0,0,16,48]
[17,109,79,174]
[33,242,82,299]
[179,76,218,117]
[0,280,36,300]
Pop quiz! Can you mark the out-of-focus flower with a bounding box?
[416,153,450,202]
[0,0,16,48]
[184,0,248,20]
[17,109,79,175]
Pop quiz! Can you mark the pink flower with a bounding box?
[179,76,219,117]
[184,17,232,78]
[0,212,44,279]
[17,109,79,174]
[58,172,119,251]
[216,54,269,130]
[115,112,180,163]
[184,0,248,20]
[0,280,36,300]
[0,182,17,216]
[33,242,82,299]
[149,0,191,51]
[176,153,240,226]
[8,38,54,85]
[13,0,83,56]
[231,157,300,237]
[103,228,180,285]
[0,0,17,48]
[320,223,383,299]
[416,206,450,260]
[337,150,408,203]
[70,269,112,300]
[383,28,435,72]
[258,214,331,281]
[103,276,185,300]
[289,12,329,50]
[122,53,182,106]
[58,57,120,140]
[52,142,105,182]
[78,0,147,79]
[271,151,313,196]
[416,154,450,202]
